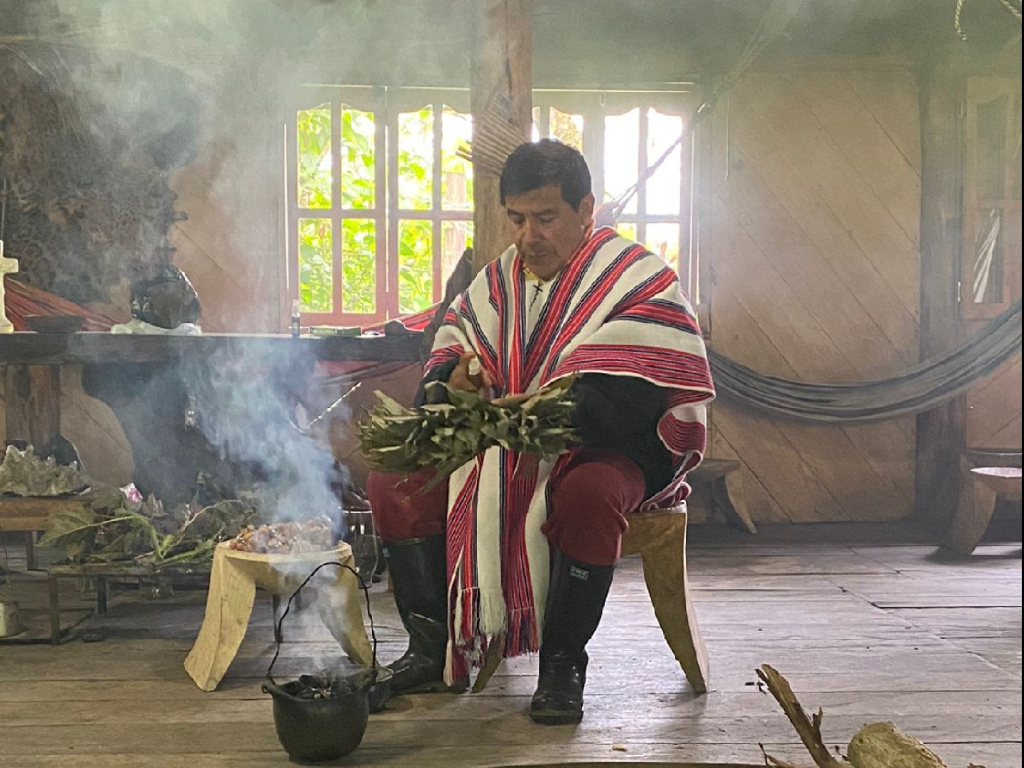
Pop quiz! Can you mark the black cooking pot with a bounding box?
[262,672,372,763]
[262,560,388,763]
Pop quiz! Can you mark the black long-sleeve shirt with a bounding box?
[414,367,671,497]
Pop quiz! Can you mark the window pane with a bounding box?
[298,218,332,313]
[341,107,376,209]
[646,109,683,215]
[976,95,1008,200]
[442,107,473,212]
[297,104,331,209]
[550,107,583,152]
[531,106,541,142]
[617,223,637,241]
[604,109,639,215]
[645,223,681,272]
[398,220,433,313]
[341,219,376,314]
[970,209,1004,304]
[398,106,434,210]
[442,220,473,285]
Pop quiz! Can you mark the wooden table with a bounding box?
[0,332,421,500]
[47,559,212,644]
[0,496,89,570]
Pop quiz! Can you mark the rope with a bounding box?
[997,0,1023,21]
[709,300,1022,423]
[956,0,971,40]
[956,0,1021,40]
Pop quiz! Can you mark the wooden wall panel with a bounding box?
[171,116,281,333]
[707,69,921,522]
[967,354,1023,450]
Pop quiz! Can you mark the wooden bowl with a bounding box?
[24,315,85,334]
[966,448,1022,469]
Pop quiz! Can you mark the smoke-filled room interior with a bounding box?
[0,1,1021,766]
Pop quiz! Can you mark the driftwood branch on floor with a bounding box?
[756,664,987,768]
[756,665,846,768]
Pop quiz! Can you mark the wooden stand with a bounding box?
[942,459,1023,555]
[183,542,373,692]
[0,496,88,570]
[47,559,211,644]
[621,502,709,693]
[686,458,756,534]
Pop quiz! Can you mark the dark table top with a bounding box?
[0,332,422,366]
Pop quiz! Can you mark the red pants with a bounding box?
[367,449,646,565]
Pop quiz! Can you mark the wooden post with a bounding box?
[915,48,967,531]
[470,0,533,274]
[2,365,61,449]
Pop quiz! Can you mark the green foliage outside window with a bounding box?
[296,100,471,317]
[398,220,433,313]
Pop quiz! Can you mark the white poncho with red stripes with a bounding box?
[426,226,715,683]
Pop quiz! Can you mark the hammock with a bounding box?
[709,300,1022,423]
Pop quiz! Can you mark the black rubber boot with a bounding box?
[383,536,464,694]
[530,550,614,725]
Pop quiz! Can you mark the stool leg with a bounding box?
[314,550,374,667]
[96,578,108,614]
[942,459,998,556]
[26,532,38,571]
[271,594,283,644]
[639,514,709,693]
[712,473,757,535]
[49,575,61,644]
[184,550,257,691]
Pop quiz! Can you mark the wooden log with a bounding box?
[470,0,532,274]
[756,665,846,768]
[847,722,949,768]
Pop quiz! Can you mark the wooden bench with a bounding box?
[942,457,1023,556]
[686,458,756,534]
[621,502,708,693]
[0,496,88,570]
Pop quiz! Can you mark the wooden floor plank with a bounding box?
[0,536,1018,767]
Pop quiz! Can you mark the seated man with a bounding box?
[368,139,714,725]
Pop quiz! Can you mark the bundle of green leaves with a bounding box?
[359,378,577,487]
[38,488,258,566]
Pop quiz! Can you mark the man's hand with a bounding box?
[448,352,493,394]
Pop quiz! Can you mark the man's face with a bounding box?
[505,185,595,280]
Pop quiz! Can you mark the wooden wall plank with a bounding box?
[706,68,920,523]
[844,70,923,176]
[967,354,1023,448]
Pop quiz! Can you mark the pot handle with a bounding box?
[265,560,377,685]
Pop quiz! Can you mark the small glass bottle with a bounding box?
[290,299,301,338]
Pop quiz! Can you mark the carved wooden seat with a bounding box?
[621,502,708,693]
[942,456,1023,556]
[686,458,756,534]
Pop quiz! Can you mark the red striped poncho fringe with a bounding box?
[426,227,715,684]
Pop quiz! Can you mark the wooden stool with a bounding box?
[686,459,757,534]
[621,502,708,693]
[942,458,1023,556]
[184,542,373,691]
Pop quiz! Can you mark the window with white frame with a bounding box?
[285,86,699,325]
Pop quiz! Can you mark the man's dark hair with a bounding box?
[499,139,592,210]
